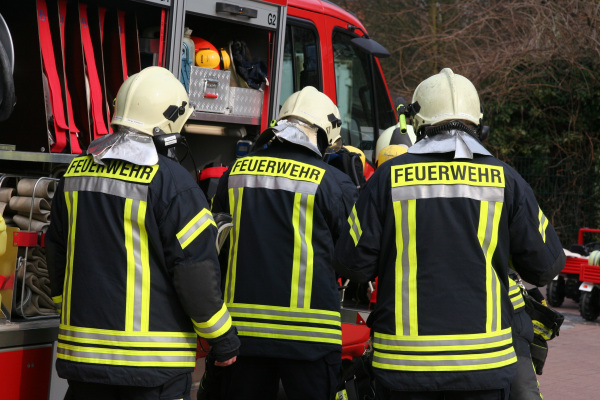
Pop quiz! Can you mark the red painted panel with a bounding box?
[0,345,53,400]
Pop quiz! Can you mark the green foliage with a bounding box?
[339,0,600,243]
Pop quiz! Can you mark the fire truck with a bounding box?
[0,0,396,398]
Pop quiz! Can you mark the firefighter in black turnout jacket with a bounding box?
[211,86,358,399]
[46,67,239,400]
[334,68,565,400]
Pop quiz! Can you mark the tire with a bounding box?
[546,277,565,307]
[579,287,600,321]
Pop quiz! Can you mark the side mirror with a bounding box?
[350,37,390,58]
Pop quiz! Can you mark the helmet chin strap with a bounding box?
[417,120,485,142]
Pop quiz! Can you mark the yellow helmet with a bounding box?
[377,144,408,167]
[411,68,482,136]
[196,48,231,70]
[344,145,365,170]
[111,67,193,136]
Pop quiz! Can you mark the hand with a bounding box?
[214,356,237,367]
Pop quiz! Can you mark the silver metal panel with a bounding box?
[185,0,281,30]
[229,87,263,118]
[189,67,231,114]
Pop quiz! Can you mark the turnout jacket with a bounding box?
[212,141,358,360]
[46,154,239,387]
[335,139,565,391]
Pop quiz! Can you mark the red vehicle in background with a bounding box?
[546,228,600,308]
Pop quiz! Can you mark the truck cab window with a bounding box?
[333,30,395,161]
[281,21,321,109]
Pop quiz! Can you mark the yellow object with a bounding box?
[0,215,6,256]
[377,144,408,167]
[344,145,365,170]
[195,49,231,70]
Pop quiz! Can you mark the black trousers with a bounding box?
[64,372,191,400]
[221,352,342,400]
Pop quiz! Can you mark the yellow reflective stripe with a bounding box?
[125,199,135,331]
[374,335,513,352]
[393,199,404,335]
[393,199,418,336]
[290,192,302,307]
[64,191,78,326]
[234,320,342,345]
[532,320,552,340]
[192,304,233,339]
[60,324,196,338]
[176,209,216,249]
[479,201,503,332]
[57,343,196,367]
[52,295,63,304]
[347,205,362,246]
[138,201,150,331]
[225,187,243,303]
[407,200,418,334]
[227,302,340,317]
[290,193,315,308]
[538,207,548,243]
[304,194,315,309]
[508,279,525,310]
[372,347,516,372]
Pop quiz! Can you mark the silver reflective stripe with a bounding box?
[399,200,412,336]
[295,193,309,307]
[228,306,340,324]
[512,296,525,308]
[229,174,318,195]
[226,188,241,303]
[236,324,341,340]
[373,348,515,367]
[481,201,499,331]
[348,210,362,244]
[128,199,144,331]
[63,191,75,325]
[59,328,196,345]
[392,184,504,202]
[65,176,148,201]
[374,330,512,348]
[57,345,196,364]
[194,309,232,336]
[177,211,215,248]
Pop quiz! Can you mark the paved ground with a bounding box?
[535,295,600,400]
[190,293,600,400]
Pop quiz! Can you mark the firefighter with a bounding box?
[334,68,565,400]
[211,86,358,399]
[46,66,239,400]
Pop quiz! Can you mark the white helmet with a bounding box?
[111,66,194,136]
[410,68,482,136]
[375,124,413,166]
[255,86,342,153]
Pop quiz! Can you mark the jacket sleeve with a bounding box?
[508,174,566,287]
[45,178,67,311]
[334,176,383,283]
[161,185,239,361]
